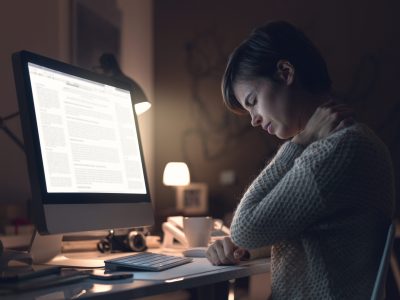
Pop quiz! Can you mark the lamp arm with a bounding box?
[0,112,25,152]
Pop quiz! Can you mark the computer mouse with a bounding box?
[182,247,208,258]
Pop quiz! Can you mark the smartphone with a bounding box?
[89,269,133,280]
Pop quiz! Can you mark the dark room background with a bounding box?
[153,0,400,225]
[0,0,399,231]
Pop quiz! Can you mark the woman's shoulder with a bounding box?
[305,122,390,161]
[295,123,393,186]
[328,122,387,150]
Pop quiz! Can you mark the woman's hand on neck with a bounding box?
[292,92,354,146]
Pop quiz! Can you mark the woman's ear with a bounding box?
[275,60,295,86]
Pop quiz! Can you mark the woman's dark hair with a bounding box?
[222,21,332,114]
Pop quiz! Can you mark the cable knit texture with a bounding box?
[230,123,395,300]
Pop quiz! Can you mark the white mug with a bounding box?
[183,216,213,248]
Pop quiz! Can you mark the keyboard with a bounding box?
[104,252,193,271]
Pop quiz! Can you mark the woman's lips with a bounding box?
[264,122,273,134]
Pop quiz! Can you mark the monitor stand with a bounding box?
[29,231,104,268]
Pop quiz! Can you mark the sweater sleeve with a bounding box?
[246,141,305,194]
[230,136,355,249]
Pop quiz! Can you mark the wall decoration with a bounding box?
[176,183,208,215]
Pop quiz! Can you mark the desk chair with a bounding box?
[371,221,395,300]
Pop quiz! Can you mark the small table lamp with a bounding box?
[163,162,190,211]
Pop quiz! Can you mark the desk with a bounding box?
[1,254,270,300]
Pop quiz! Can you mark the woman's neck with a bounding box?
[296,90,333,133]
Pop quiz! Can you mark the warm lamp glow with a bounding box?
[135,101,151,115]
[163,162,190,186]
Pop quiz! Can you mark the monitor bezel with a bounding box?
[12,50,151,205]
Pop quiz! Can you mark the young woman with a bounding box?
[206,21,395,299]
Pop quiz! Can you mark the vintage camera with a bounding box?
[97,228,147,253]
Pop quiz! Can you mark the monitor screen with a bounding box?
[28,62,146,194]
[13,51,154,234]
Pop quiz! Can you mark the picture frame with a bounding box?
[176,183,208,215]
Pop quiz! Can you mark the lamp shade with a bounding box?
[163,162,190,186]
[129,80,152,115]
[134,101,151,115]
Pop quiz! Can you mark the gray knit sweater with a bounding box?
[230,123,395,299]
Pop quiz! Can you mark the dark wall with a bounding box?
[0,1,69,225]
[153,0,400,222]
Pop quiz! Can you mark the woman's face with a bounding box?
[233,78,302,139]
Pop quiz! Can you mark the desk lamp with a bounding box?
[0,113,33,267]
[163,162,190,211]
[162,162,190,248]
[96,53,151,115]
[0,112,24,151]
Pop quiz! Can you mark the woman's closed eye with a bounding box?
[246,97,257,107]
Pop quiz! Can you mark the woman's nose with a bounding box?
[251,114,262,127]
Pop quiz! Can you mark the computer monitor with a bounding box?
[12,50,154,237]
